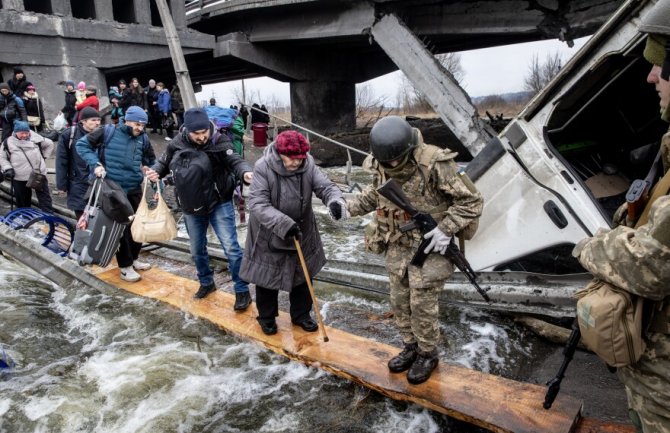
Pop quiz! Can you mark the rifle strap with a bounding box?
[635,169,670,228]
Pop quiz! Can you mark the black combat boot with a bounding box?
[407,349,439,384]
[193,282,216,299]
[388,343,418,373]
[234,291,252,311]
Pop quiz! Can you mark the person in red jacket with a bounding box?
[75,86,99,121]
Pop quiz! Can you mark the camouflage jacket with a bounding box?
[574,195,670,301]
[347,130,483,286]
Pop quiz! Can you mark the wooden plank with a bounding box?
[95,265,584,433]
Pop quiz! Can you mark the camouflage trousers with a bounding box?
[389,272,440,353]
[617,332,670,433]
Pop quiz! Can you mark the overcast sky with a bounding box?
[197,36,590,106]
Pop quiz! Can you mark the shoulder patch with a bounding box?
[226,149,233,155]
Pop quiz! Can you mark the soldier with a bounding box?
[573,2,670,432]
[347,116,483,384]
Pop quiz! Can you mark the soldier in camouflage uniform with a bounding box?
[573,3,670,431]
[347,116,483,384]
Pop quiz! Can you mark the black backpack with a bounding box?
[169,148,217,215]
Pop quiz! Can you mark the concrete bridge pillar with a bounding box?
[1,0,23,11]
[290,81,355,136]
[170,0,185,29]
[51,0,72,17]
[94,0,114,21]
[135,0,152,25]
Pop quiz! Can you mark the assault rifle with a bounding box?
[543,319,581,409]
[626,149,662,224]
[376,178,490,303]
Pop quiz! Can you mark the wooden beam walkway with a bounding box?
[89,264,633,433]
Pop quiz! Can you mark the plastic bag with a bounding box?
[130,178,177,243]
[53,112,67,131]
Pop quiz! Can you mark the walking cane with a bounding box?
[293,237,329,342]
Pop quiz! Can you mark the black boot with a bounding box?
[234,291,252,311]
[257,317,277,335]
[193,282,216,299]
[407,349,439,384]
[388,343,418,373]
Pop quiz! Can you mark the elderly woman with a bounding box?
[0,120,54,212]
[240,130,347,335]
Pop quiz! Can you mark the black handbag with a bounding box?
[18,146,47,190]
[26,169,47,190]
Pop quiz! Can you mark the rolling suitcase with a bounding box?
[70,178,127,267]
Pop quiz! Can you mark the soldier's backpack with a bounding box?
[168,147,217,216]
[575,278,646,367]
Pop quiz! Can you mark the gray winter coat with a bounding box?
[240,144,343,292]
[0,132,54,181]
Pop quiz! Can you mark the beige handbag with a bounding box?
[130,177,178,243]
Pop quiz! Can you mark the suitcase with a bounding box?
[70,178,127,267]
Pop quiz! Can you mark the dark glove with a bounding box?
[286,224,301,239]
[163,175,175,186]
[3,168,15,180]
[328,199,349,221]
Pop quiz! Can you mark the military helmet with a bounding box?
[640,0,670,79]
[639,0,670,37]
[369,116,416,163]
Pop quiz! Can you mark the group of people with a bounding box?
[0,67,53,141]
[0,67,60,212]
[0,2,668,427]
[106,78,182,137]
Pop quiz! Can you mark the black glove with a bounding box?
[3,168,15,180]
[286,224,301,239]
[163,175,175,186]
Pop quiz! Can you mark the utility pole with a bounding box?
[155,0,197,110]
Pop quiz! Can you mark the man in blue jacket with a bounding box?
[146,108,254,310]
[76,106,156,282]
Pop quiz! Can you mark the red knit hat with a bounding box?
[275,130,310,159]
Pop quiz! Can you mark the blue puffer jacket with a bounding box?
[157,89,171,115]
[76,124,156,192]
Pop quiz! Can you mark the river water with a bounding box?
[0,166,628,432]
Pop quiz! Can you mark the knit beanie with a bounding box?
[275,130,310,159]
[86,85,97,94]
[149,79,156,86]
[13,66,23,74]
[0,83,10,91]
[183,108,211,132]
[124,106,148,123]
[65,80,75,88]
[79,106,100,121]
[644,34,667,67]
[13,120,30,132]
[77,81,86,90]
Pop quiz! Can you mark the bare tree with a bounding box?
[396,52,465,113]
[355,83,392,128]
[437,52,464,83]
[524,51,562,94]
